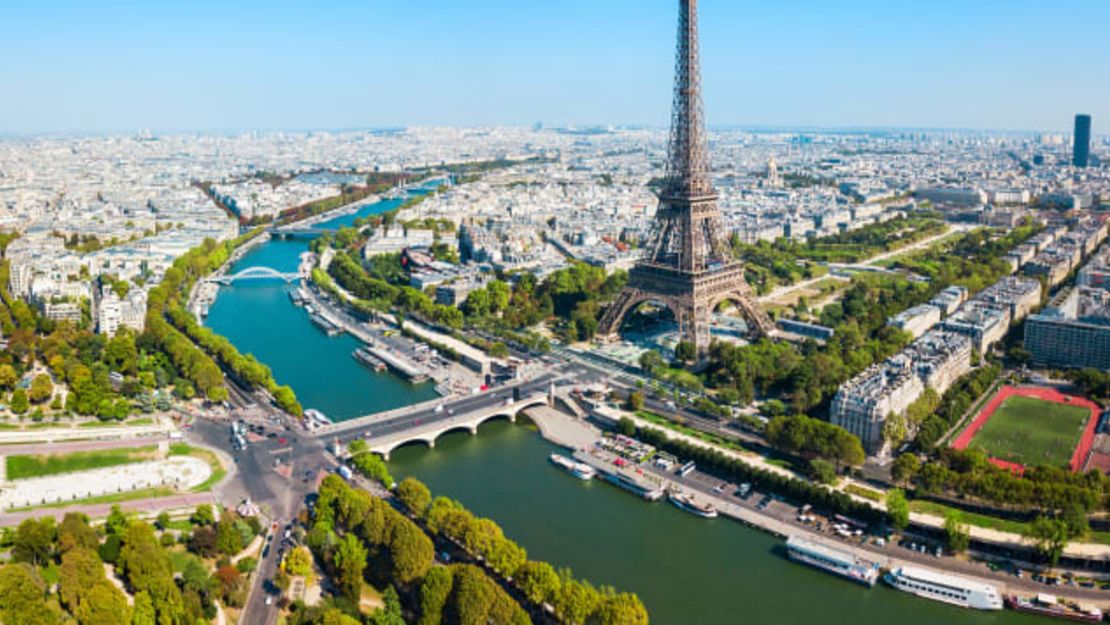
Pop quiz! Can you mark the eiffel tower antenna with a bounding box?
[598,0,775,362]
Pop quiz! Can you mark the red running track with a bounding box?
[950,385,1101,473]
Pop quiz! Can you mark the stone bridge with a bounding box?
[365,393,549,460]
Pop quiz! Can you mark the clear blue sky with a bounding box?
[2,0,1107,134]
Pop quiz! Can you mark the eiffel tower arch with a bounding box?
[597,0,776,362]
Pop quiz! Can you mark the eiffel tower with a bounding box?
[597,0,776,361]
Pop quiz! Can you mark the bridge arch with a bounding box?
[371,394,550,460]
[213,266,302,285]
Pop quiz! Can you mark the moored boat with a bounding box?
[784,536,879,587]
[549,453,597,480]
[600,471,664,501]
[668,490,718,519]
[305,409,332,426]
[884,566,1002,610]
[1005,594,1102,622]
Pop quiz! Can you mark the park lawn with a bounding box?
[845,484,884,502]
[168,443,227,492]
[968,396,1091,468]
[6,445,158,480]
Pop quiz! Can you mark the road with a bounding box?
[189,415,330,625]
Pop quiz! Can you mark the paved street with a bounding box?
[189,415,330,625]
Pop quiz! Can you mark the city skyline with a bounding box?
[2,0,1108,135]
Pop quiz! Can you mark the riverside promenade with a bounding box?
[545,405,1110,607]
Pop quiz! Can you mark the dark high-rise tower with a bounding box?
[598,0,775,361]
[1074,114,1092,168]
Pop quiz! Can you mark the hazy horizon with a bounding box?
[2,0,1107,135]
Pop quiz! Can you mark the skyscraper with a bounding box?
[1074,114,1092,168]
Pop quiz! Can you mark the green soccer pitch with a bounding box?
[968,395,1091,468]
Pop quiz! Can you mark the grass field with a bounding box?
[968,396,1090,468]
[6,445,158,480]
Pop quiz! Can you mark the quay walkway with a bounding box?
[561,414,1110,607]
[301,283,439,384]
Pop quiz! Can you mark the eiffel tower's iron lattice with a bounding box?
[598,0,776,361]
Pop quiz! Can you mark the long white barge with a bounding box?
[785,536,879,587]
[884,565,1003,611]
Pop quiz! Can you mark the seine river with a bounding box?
[204,191,1043,624]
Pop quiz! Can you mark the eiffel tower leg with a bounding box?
[597,287,641,341]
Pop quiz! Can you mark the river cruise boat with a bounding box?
[667,490,718,519]
[352,347,387,372]
[549,453,597,480]
[784,536,879,587]
[1005,594,1102,622]
[304,409,332,426]
[884,566,1002,610]
[600,471,664,501]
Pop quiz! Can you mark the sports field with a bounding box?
[967,396,1091,468]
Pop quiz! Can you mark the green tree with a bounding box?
[386,518,434,584]
[396,477,432,518]
[191,504,215,526]
[0,563,61,625]
[638,350,665,375]
[674,340,696,364]
[555,571,601,625]
[284,546,313,577]
[886,488,910,533]
[944,510,970,554]
[0,365,17,390]
[10,388,29,415]
[586,592,649,625]
[418,566,454,625]
[349,452,393,487]
[216,517,241,555]
[891,453,921,484]
[13,517,55,566]
[515,560,560,606]
[1025,516,1070,566]
[334,533,368,600]
[58,513,98,553]
[28,374,53,404]
[808,458,837,485]
[617,416,636,437]
[627,391,644,411]
[131,591,155,625]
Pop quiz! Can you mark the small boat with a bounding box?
[668,490,718,519]
[304,409,331,426]
[549,453,596,480]
[1005,594,1103,622]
